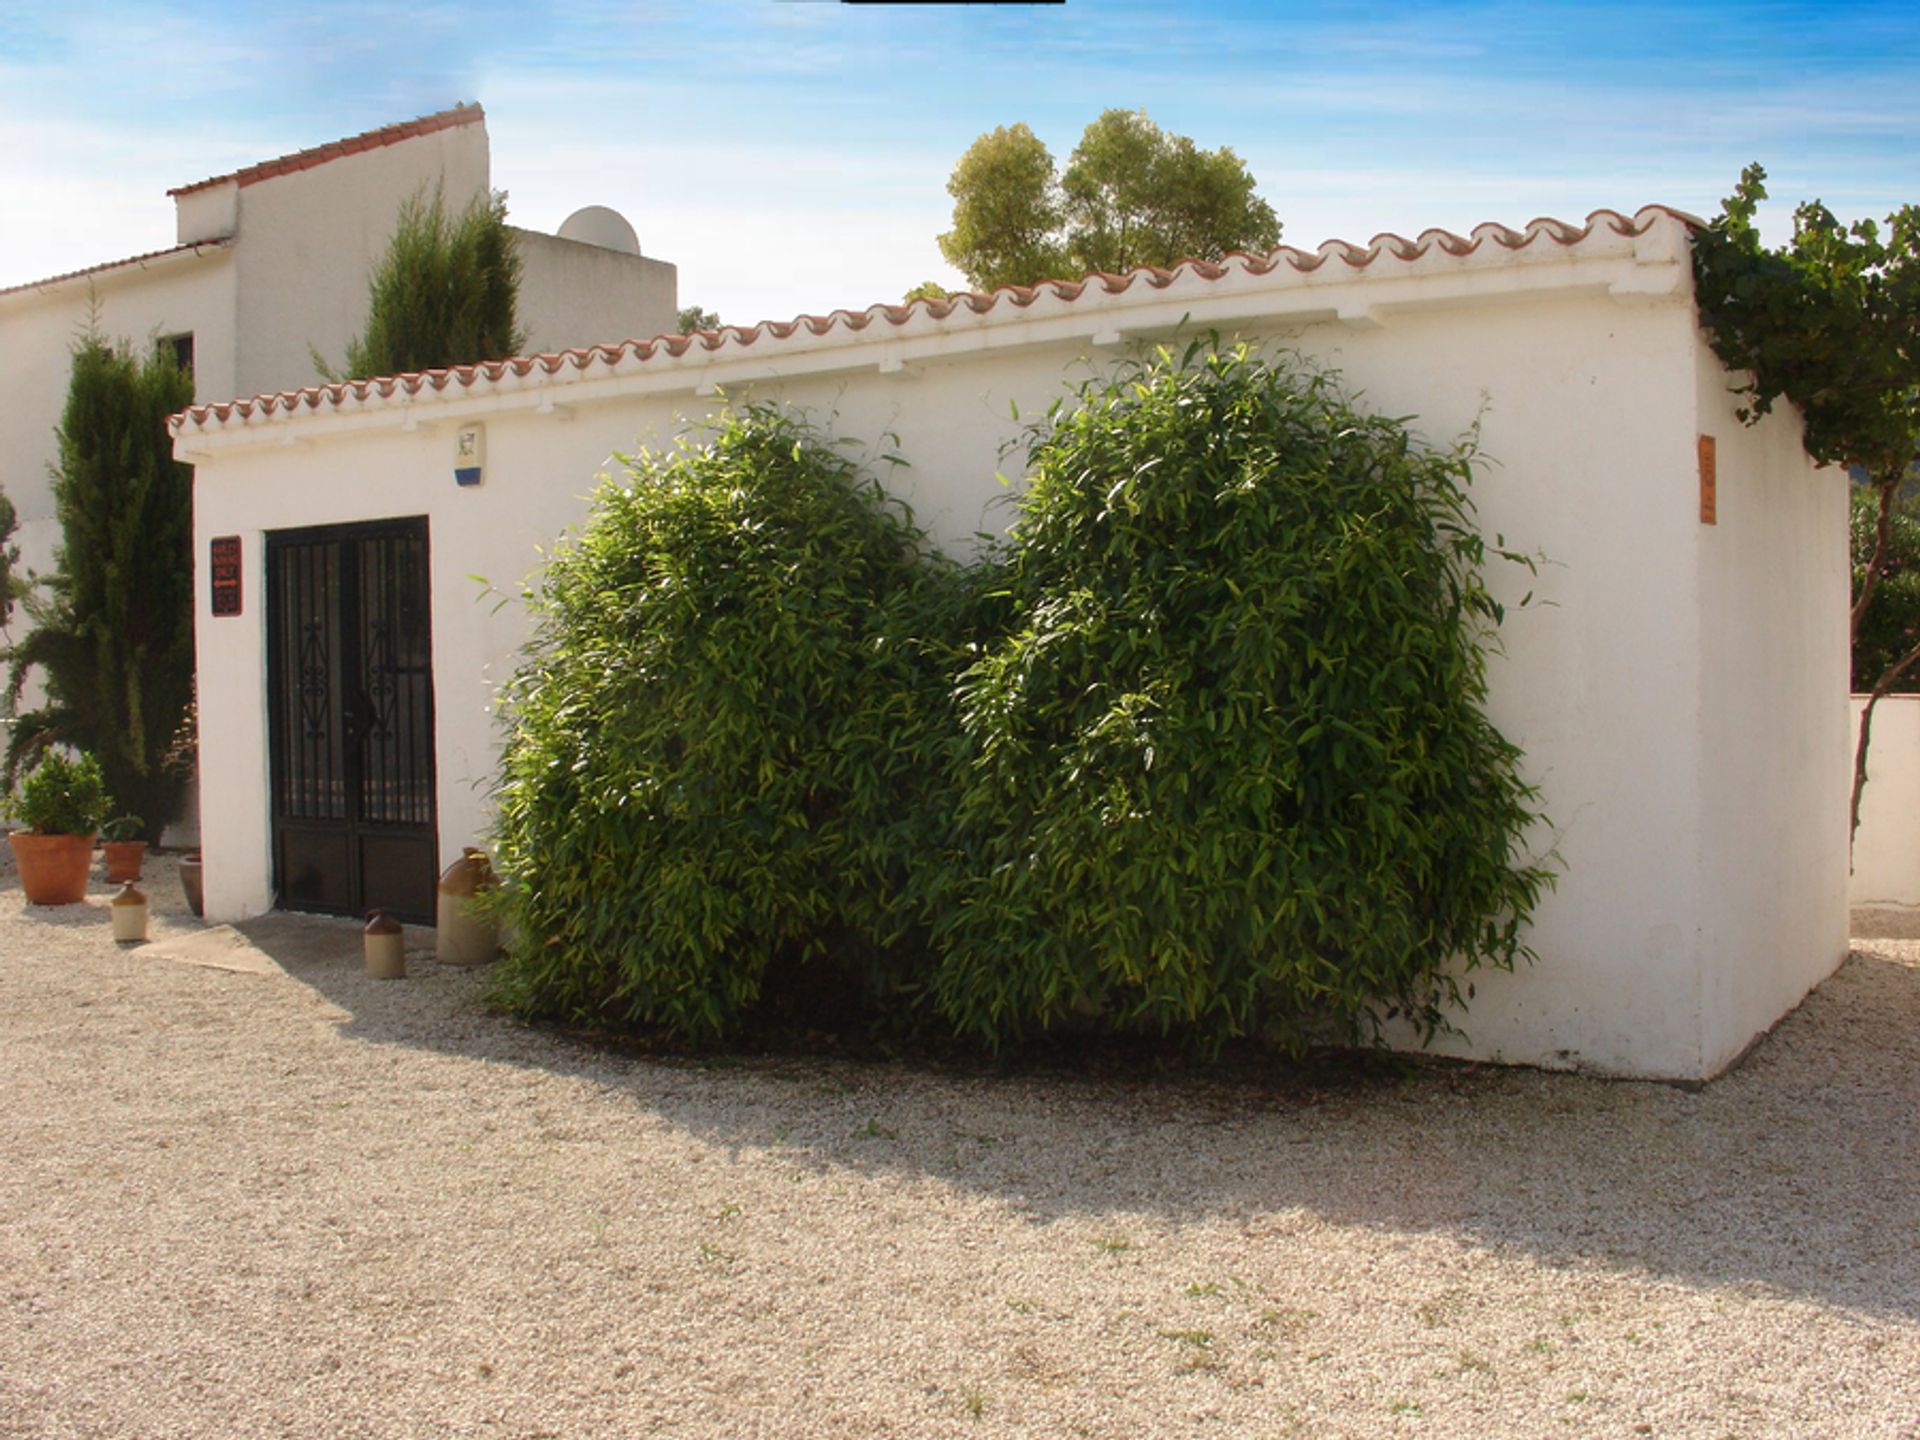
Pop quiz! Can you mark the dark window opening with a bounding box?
[160,331,194,377]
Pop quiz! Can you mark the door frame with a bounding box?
[264,516,437,922]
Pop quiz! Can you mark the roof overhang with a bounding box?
[172,206,1701,461]
[0,238,233,312]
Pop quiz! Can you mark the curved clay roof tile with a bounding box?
[171,206,1703,435]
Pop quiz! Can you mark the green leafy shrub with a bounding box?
[1851,484,1920,692]
[11,751,110,836]
[488,407,968,1040]
[931,344,1552,1052]
[490,347,1550,1057]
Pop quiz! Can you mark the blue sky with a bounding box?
[3,0,1916,329]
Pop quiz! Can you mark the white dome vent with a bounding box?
[556,205,642,256]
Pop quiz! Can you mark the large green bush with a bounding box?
[488,407,967,1039]
[932,345,1551,1052]
[490,347,1550,1056]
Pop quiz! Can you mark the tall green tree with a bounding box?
[323,187,525,380]
[1692,164,1920,841]
[938,123,1067,293]
[5,334,197,838]
[938,110,1280,292]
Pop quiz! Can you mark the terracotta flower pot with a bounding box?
[102,840,148,884]
[10,831,99,906]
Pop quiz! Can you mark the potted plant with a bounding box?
[6,751,110,906]
[100,814,146,883]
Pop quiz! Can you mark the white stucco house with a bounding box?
[169,204,1850,1083]
[0,103,678,588]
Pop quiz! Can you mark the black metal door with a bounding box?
[267,518,437,922]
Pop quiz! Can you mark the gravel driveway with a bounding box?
[3,853,1918,1439]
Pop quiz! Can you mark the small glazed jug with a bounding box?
[436,847,501,967]
[363,909,406,980]
[110,881,149,944]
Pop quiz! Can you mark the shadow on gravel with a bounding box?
[244,910,1920,1325]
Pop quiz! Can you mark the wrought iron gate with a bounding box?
[266,519,437,922]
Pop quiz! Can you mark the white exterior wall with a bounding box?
[181,214,1847,1079]
[1849,696,1920,908]
[0,252,237,582]
[1692,337,1851,1072]
[1,113,677,586]
[175,182,238,246]
[230,123,492,396]
[512,230,678,357]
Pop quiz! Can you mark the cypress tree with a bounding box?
[5,333,197,838]
[328,187,525,380]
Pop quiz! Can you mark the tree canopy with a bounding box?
[1693,164,1919,488]
[937,111,1280,293]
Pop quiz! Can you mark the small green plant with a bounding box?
[100,813,143,843]
[9,751,109,836]
[961,1386,989,1419]
[1091,1234,1134,1254]
[1160,1328,1213,1349]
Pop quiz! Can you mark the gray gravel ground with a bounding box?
[3,854,1919,1439]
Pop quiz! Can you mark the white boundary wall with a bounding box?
[1850,696,1920,909]
[177,212,1850,1080]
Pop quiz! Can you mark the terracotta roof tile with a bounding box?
[167,104,484,198]
[172,205,1702,436]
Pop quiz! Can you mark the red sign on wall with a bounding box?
[1698,435,1718,526]
[210,535,242,616]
